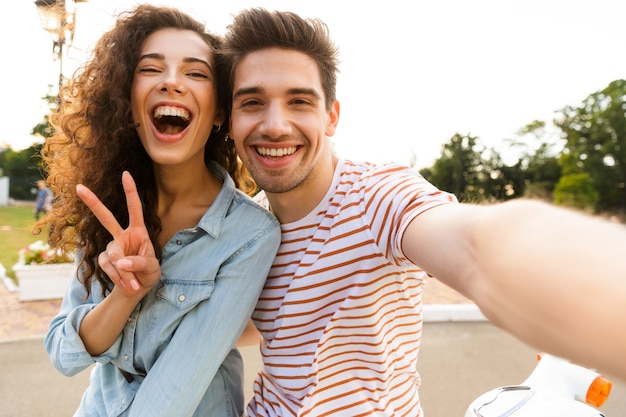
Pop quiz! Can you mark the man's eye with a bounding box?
[241,99,262,107]
[291,98,313,107]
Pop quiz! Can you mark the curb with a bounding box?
[2,276,18,293]
[0,263,18,292]
[423,304,486,322]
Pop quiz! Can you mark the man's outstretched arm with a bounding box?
[402,199,626,380]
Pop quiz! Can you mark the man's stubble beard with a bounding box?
[252,164,313,194]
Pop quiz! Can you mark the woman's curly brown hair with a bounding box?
[37,4,254,297]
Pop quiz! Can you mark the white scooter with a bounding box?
[465,353,612,416]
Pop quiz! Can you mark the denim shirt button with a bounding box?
[176,240,182,245]
[178,294,186,302]
[124,354,128,361]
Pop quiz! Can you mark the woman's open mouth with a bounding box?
[152,105,190,135]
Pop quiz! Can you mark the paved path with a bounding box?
[2,277,624,416]
[2,322,624,417]
[0,280,62,342]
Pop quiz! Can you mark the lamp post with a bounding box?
[33,0,88,99]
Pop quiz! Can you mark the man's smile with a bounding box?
[255,146,298,157]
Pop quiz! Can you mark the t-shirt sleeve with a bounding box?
[361,163,457,265]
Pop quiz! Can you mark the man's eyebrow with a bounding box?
[138,53,212,69]
[233,86,322,100]
[233,86,263,100]
[288,88,322,100]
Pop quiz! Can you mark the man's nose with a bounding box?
[260,103,292,138]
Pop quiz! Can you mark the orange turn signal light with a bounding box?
[586,375,612,407]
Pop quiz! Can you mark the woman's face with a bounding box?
[131,28,222,168]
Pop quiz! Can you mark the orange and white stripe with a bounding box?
[248,160,456,416]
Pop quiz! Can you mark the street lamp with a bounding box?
[33,0,88,96]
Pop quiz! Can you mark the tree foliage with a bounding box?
[0,145,45,200]
[420,79,625,215]
[0,89,52,201]
[420,133,489,202]
[504,121,562,200]
[420,132,555,203]
[553,173,599,212]
[555,79,626,212]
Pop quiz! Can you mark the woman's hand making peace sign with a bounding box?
[76,171,161,299]
[75,171,163,355]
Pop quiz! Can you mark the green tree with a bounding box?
[553,173,599,212]
[504,120,562,200]
[479,148,514,201]
[420,133,493,202]
[31,116,53,139]
[0,145,45,200]
[554,79,626,212]
[31,88,57,140]
[0,88,54,200]
[521,142,561,199]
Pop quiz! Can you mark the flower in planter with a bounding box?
[18,240,74,265]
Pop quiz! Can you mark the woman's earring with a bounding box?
[224,133,230,142]
[213,124,222,132]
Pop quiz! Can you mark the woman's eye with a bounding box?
[138,67,160,74]
[188,71,209,79]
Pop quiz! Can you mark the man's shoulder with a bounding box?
[252,190,270,210]
[339,159,419,183]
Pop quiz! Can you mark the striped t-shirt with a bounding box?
[248,159,457,416]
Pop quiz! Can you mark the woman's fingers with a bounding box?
[76,184,124,238]
[98,250,126,289]
[120,171,146,229]
[76,171,144,238]
[78,171,158,296]
[99,241,142,293]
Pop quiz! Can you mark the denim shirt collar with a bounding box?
[196,161,236,239]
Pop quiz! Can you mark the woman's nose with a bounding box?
[158,71,185,94]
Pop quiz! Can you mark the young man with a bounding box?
[221,7,626,416]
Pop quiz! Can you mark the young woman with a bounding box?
[41,5,280,416]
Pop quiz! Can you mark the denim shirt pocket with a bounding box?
[157,279,215,312]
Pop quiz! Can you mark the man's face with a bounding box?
[229,47,339,195]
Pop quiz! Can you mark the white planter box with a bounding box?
[13,263,75,302]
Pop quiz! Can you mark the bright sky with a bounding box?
[3,0,626,168]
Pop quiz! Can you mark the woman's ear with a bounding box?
[215,108,227,126]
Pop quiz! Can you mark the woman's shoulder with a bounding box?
[231,189,280,227]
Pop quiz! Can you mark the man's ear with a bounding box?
[325,100,340,137]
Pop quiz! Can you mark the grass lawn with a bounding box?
[0,206,46,280]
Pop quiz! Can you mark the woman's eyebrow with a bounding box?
[138,53,212,69]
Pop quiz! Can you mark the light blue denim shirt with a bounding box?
[45,162,281,417]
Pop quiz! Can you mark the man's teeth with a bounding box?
[257,147,297,157]
[153,106,190,121]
